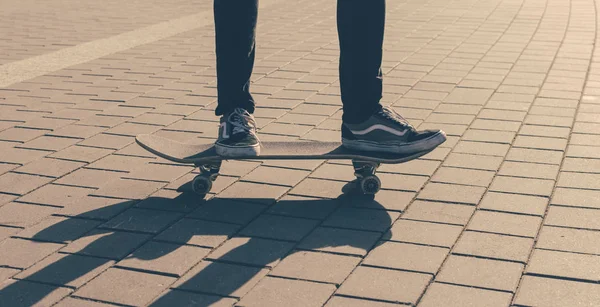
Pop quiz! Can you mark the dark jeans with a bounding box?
[214,0,385,124]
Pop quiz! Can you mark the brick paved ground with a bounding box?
[1,0,600,306]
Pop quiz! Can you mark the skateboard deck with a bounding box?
[135,134,439,195]
[135,134,435,164]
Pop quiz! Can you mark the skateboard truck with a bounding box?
[352,161,381,194]
[192,161,222,196]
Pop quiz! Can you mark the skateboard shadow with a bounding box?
[0,183,393,306]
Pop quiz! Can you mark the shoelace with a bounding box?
[379,107,413,129]
[228,108,256,135]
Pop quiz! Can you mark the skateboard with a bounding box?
[135,134,439,196]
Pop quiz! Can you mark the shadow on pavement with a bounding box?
[0,181,392,306]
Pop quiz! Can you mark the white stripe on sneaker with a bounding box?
[350,124,408,136]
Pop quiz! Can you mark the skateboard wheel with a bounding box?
[192,175,212,196]
[360,175,381,195]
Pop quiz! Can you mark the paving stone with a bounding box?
[417,182,486,205]
[436,255,523,292]
[0,127,46,142]
[419,282,512,307]
[337,266,430,304]
[14,158,84,178]
[86,154,153,172]
[135,190,202,213]
[489,175,555,196]
[537,226,600,255]
[514,135,568,151]
[55,168,121,189]
[123,163,192,182]
[323,207,399,232]
[17,184,94,207]
[454,230,534,262]
[0,146,49,165]
[0,202,59,228]
[378,158,441,176]
[0,238,64,268]
[101,208,183,234]
[217,181,289,204]
[155,218,239,248]
[552,187,600,209]
[288,178,347,198]
[557,172,600,190]
[462,129,515,144]
[527,249,600,282]
[59,195,135,220]
[431,167,495,187]
[54,297,116,306]
[0,279,72,307]
[468,210,542,237]
[49,145,113,163]
[208,237,295,267]
[519,125,570,138]
[118,241,209,276]
[61,229,151,260]
[242,166,310,186]
[385,219,462,248]
[514,276,600,307]
[545,206,600,231]
[267,195,339,220]
[563,157,600,173]
[91,178,165,199]
[19,136,79,151]
[571,133,600,146]
[240,214,319,241]
[341,189,416,212]
[479,109,526,121]
[74,268,175,306]
[270,250,360,284]
[78,133,134,150]
[15,216,102,243]
[47,124,106,139]
[298,226,381,256]
[498,161,560,179]
[403,200,474,225]
[525,115,573,128]
[188,198,266,225]
[238,276,335,307]
[309,163,355,181]
[150,289,237,307]
[443,153,504,171]
[506,147,564,165]
[471,119,521,132]
[15,253,114,287]
[325,296,400,307]
[174,261,269,298]
[0,172,53,195]
[364,241,448,274]
[479,192,548,216]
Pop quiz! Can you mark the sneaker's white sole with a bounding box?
[215,143,261,157]
[342,130,446,154]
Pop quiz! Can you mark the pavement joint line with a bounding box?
[0,0,283,88]
[69,296,134,307]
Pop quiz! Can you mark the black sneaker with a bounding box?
[215,108,260,157]
[342,107,446,154]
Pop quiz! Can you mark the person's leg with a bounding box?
[337,0,385,124]
[337,0,446,154]
[213,0,261,157]
[214,0,258,116]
